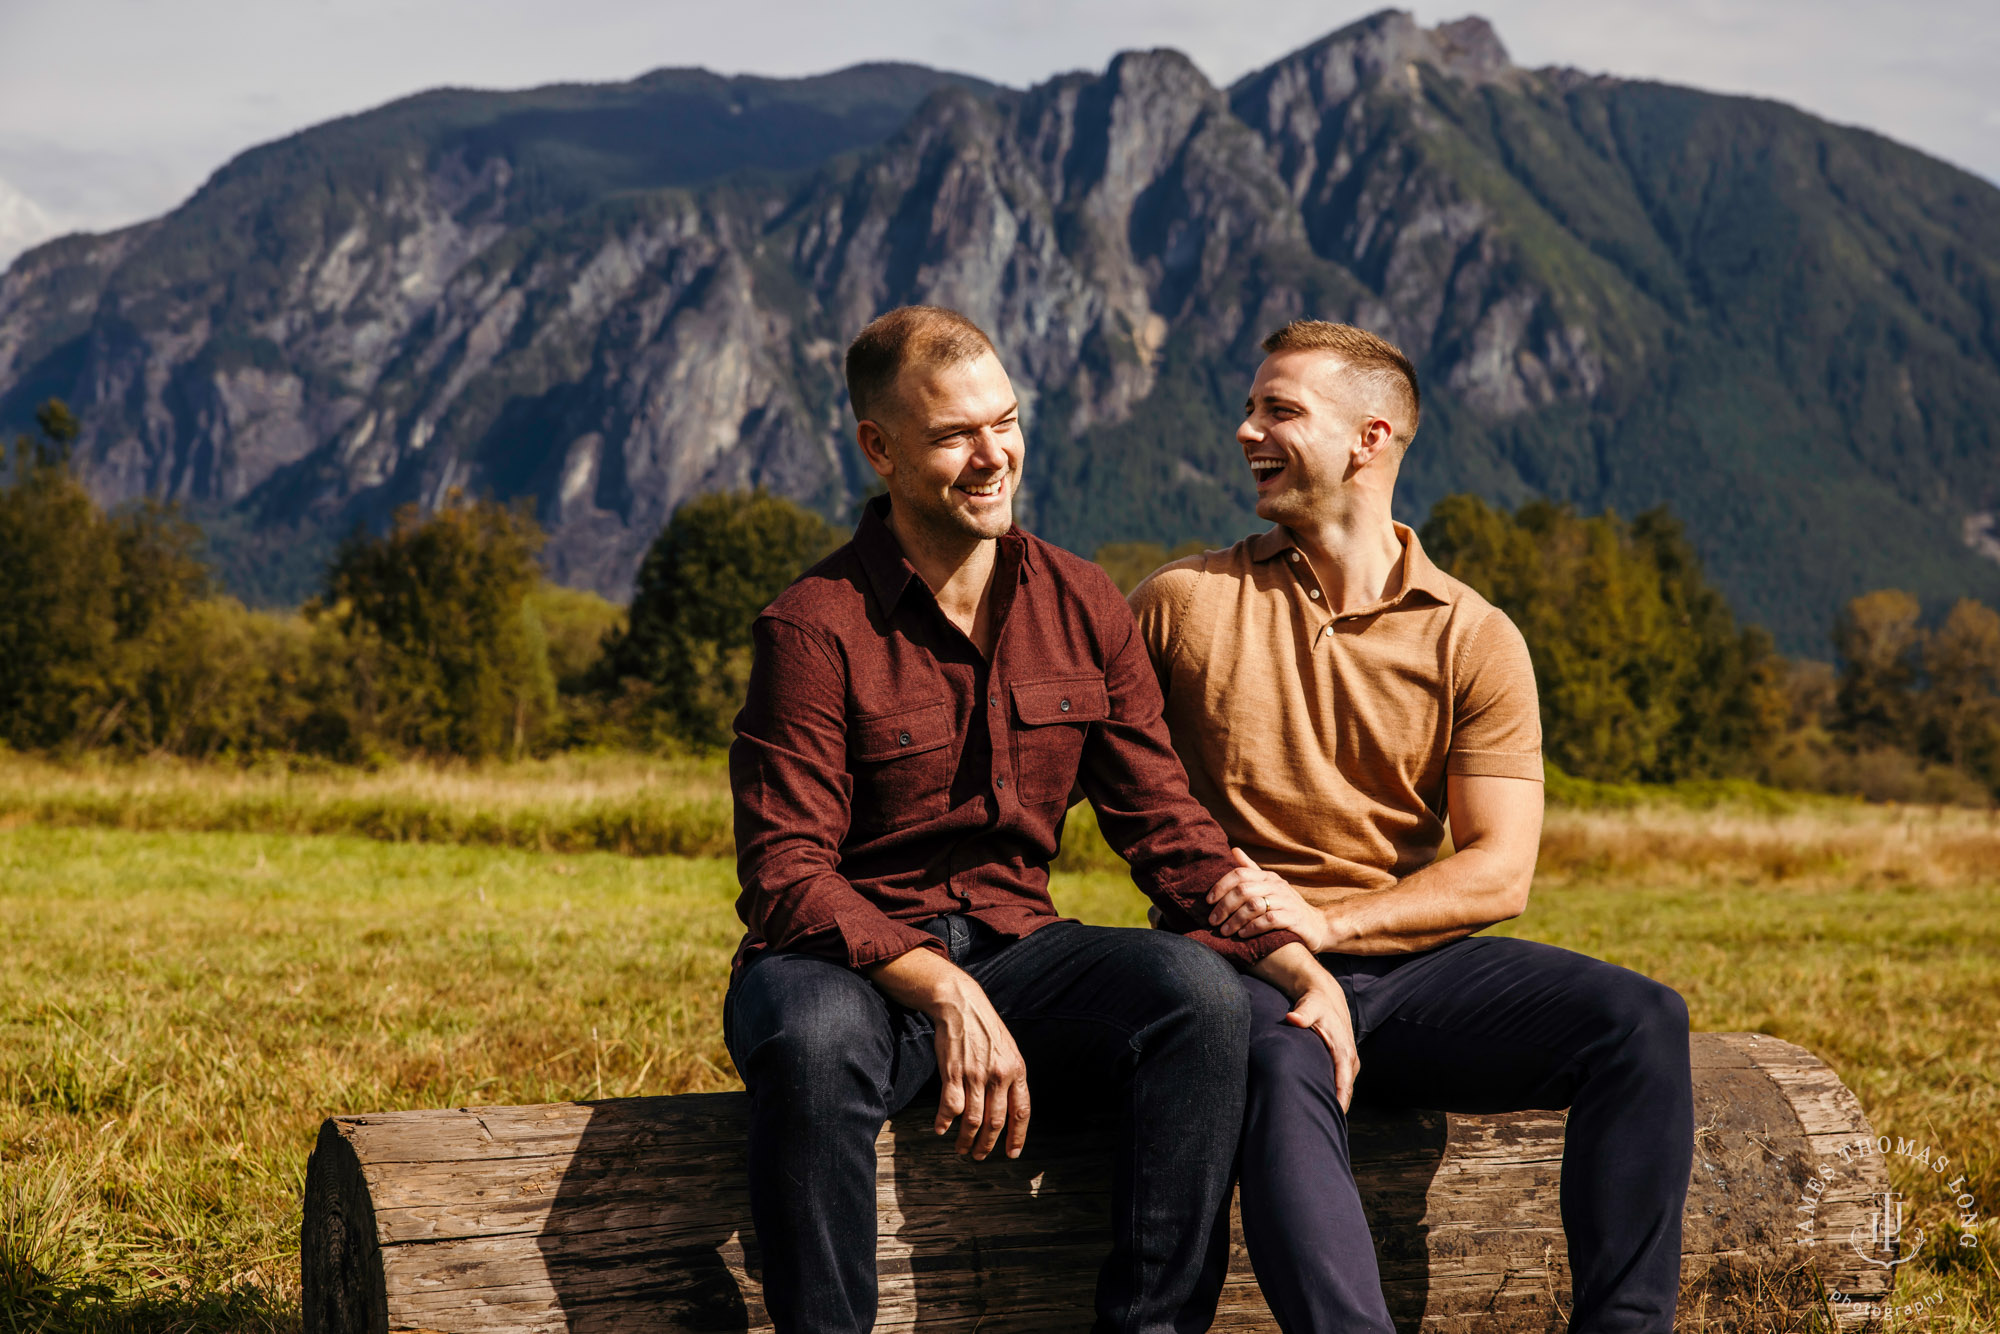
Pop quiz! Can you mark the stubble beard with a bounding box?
[1256,483,1314,530]
[892,461,1020,547]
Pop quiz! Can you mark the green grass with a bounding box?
[0,829,743,1332]
[1,794,1996,1330]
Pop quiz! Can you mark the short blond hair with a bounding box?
[1260,320,1420,445]
[845,305,998,425]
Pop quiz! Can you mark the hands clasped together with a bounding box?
[1212,848,1363,1114]
[1206,846,1330,950]
[870,847,1362,1162]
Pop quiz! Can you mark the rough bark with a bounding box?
[302,1031,1893,1333]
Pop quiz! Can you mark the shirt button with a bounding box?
[898,731,911,746]
[1059,698,1071,712]
[1289,551,1301,563]
[989,694,998,707]
[996,775,1006,789]
[1308,589,1321,600]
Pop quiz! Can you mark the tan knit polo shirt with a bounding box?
[1128,521,1542,902]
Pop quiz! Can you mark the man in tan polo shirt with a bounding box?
[1130,321,1694,1334]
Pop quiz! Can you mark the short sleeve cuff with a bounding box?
[1446,749,1545,781]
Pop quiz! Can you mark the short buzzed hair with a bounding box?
[845,305,998,426]
[1261,320,1421,446]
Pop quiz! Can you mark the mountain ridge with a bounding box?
[3,10,1996,653]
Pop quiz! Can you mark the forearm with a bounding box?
[866,945,971,1015]
[868,941,1029,1159]
[1248,941,1333,997]
[1321,846,1529,955]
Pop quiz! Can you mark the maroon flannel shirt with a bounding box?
[728,496,1303,977]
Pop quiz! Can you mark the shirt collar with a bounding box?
[852,493,1034,612]
[1249,521,1453,609]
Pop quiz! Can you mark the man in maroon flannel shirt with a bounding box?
[724,306,1353,1334]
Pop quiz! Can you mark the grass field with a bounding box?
[0,754,735,858]
[1,760,1995,1332]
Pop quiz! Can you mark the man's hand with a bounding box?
[866,948,1030,1161]
[1249,942,1360,1112]
[1209,848,1332,951]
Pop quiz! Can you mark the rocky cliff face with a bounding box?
[3,12,1997,649]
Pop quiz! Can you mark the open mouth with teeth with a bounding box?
[956,477,1006,499]
[1249,457,1286,485]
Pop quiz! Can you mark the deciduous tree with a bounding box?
[317,495,554,760]
[600,489,840,747]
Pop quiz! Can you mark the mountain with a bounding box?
[2,13,1996,652]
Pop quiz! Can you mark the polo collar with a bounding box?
[1395,523,1455,603]
[1249,521,1453,609]
[852,493,1033,612]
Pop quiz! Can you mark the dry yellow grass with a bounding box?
[0,764,1994,1331]
[1536,801,2000,889]
[0,752,732,857]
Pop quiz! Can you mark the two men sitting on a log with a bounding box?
[724,305,1695,1334]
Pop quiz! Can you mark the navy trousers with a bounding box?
[1238,934,1694,1334]
[723,916,1252,1334]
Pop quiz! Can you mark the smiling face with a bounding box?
[860,349,1023,545]
[1239,349,1399,527]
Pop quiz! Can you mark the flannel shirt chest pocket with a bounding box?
[850,699,955,833]
[1010,677,1110,805]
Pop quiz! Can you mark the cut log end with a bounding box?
[302,1118,389,1334]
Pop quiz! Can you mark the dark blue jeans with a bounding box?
[1239,934,1694,1334]
[723,916,1252,1334]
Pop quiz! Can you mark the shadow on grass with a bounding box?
[0,1277,298,1334]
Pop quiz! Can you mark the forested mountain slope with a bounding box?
[2,11,1995,650]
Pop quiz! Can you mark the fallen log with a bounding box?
[303,1032,1894,1333]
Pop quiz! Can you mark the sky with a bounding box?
[2,0,1997,266]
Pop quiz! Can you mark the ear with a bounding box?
[1353,416,1396,469]
[856,419,895,479]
